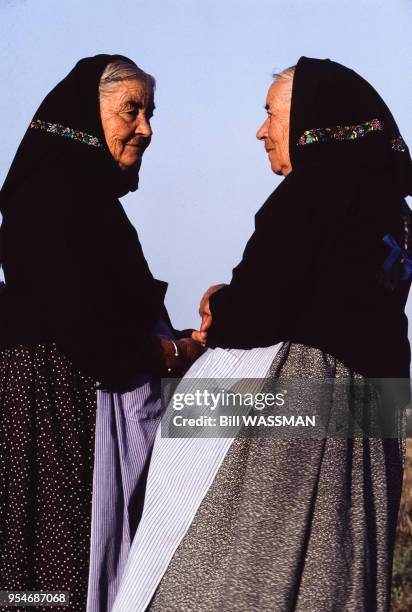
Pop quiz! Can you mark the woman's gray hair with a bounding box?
[99,60,155,98]
[272,65,296,82]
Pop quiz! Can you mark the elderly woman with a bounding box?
[0,54,202,611]
[111,57,412,612]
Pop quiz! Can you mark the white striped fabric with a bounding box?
[111,343,282,612]
[86,379,163,612]
[87,320,174,612]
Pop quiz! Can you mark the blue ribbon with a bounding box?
[383,234,412,280]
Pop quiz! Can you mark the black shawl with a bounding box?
[207,56,412,378]
[0,54,168,389]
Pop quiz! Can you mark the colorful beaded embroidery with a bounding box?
[297,118,383,146]
[391,135,407,153]
[30,119,103,149]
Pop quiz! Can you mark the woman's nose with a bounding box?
[256,118,268,140]
[136,115,152,138]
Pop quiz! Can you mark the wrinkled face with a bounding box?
[256,78,293,176]
[100,77,154,170]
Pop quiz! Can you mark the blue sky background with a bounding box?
[0,0,411,334]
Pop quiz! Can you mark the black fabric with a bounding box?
[208,57,412,378]
[0,343,96,612]
[0,54,168,390]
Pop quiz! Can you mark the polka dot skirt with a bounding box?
[0,343,96,611]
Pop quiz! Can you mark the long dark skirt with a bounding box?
[0,343,96,611]
[148,342,405,612]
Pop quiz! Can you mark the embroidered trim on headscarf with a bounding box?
[297,118,384,146]
[391,135,407,153]
[30,119,104,149]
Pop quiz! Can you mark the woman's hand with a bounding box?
[197,284,227,343]
[176,337,205,373]
[152,336,205,377]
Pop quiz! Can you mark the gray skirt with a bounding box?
[148,342,405,612]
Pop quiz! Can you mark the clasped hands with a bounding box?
[155,283,226,376]
[192,283,226,345]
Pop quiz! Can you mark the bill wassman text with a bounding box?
[172,415,316,427]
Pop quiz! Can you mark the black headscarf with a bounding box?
[1,54,142,206]
[0,54,168,389]
[208,56,412,377]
